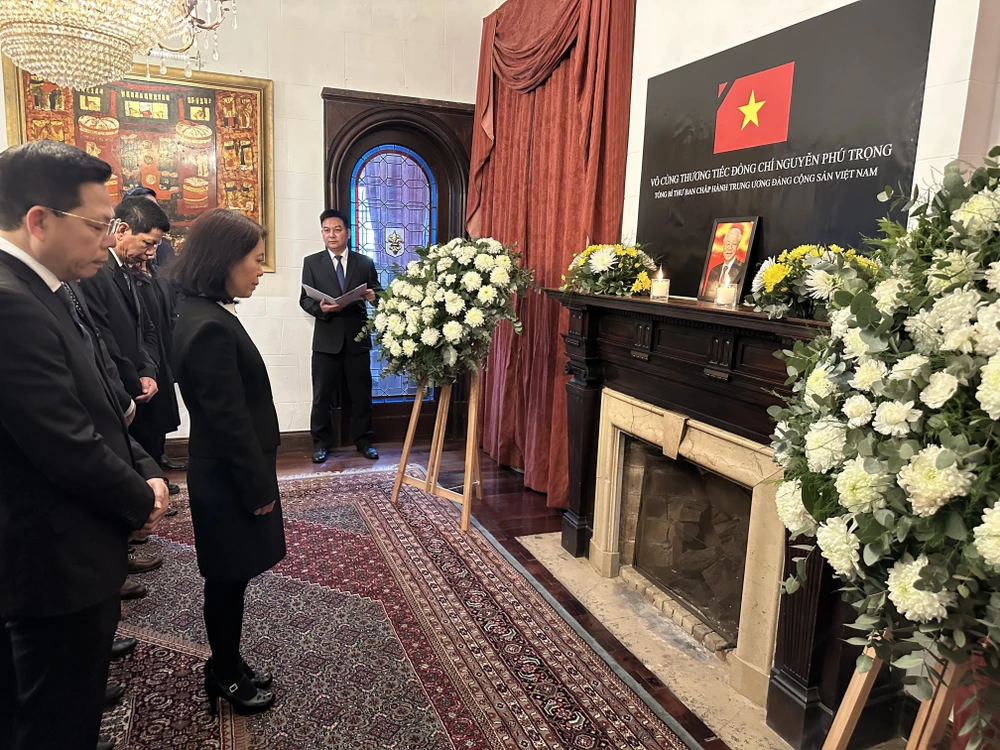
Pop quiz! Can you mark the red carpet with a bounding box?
[104,468,698,749]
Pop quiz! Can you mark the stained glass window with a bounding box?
[350,144,437,401]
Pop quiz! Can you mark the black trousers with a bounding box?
[0,594,120,750]
[310,349,374,450]
[203,579,249,684]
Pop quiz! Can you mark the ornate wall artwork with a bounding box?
[3,58,276,271]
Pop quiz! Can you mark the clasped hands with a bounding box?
[130,478,170,541]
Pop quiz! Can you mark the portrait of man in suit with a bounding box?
[698,219,757,301]
[299,209,383,464]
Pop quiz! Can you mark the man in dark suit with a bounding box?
[702,226,746,299]
[0,140,169,750]
[299,209,382,463]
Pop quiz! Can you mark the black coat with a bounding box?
[0,252,161,618]
[299,250,383,355]
[172,297,285,580]
[133,270,181,435]
[78,255,159,398]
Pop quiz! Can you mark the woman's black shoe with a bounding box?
[204,663,274,716]
[206,656,273,689]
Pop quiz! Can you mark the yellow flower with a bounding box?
[762,262,792,292]
[856,257,880,273]
[829,244,847,255]
[631,279,642,293]
[787,245,818,261]
[625,247,638,256]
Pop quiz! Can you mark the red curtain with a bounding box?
[467,0,634,508]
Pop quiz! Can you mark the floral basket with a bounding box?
[560,243,657,297]
[746,244,881,320]
[770,148,1000,743]
[364,237,534,386]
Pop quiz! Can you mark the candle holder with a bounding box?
[714,283,737,308]
[650,266,670,302]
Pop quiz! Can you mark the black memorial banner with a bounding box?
[637,0,935,297]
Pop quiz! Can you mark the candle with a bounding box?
[715,285,736,306]
[650,266,670,301]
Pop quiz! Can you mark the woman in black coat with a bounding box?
[169,209,284,716]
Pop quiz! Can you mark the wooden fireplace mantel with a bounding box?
[546,289,899,750]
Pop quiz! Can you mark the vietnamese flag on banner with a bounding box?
[713,62,795,154]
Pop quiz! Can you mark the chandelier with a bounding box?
[0,0,238,90]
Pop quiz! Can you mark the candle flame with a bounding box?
[656,266,663,280]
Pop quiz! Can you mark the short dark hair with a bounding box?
[319,208,350,229]
[123,186,157,200]
[0,140,113,230]
[115,196,170,234]
[166,209,265,303]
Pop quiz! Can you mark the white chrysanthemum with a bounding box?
[804,417,848,473]
[942,324,977,354]
[447,237,463,249]
[974,506,1000,568]
[932,287,982,331]
[889,354,930,381]
[850,359,888,393]
[494,254,512,271]
[804,363,837,409]
[405,307,421,326]
[477,285,498,305]
[975,302,1000,356]
[422,307,436,324]
[374,312,389,332]
[442,320,464,344]
[464,308,486,328]
[401,339,417,356]
[926,249,979,295]
[388,340,403,358]
[887,555,953,623]
[462,271,483,292]
[420,328,441,346]
[444,273,457,286]
[774,480,817,537]
[772,420,794,468]
[443,346,458,367]
[588,246,618,273]
[805,268,841,300]
[490,266,511,286]
[751,257,775,294]
[829,307,852,341]
[985,261,1000,293]
[406,321,419,336]
[952,188,1000,235]
[842,394,874,427]
[872,277,909,316]
[842,328,870,360]
[835,456,890,513]
[976,354,1000,419]
[905,308,943,354]
[395,300,411,313]
[388,315,406,336]
[897,445,974,516]
[872,400,921,437]
[437,257,454,273]
[920,371,959,409]
[456,247,478,265]
[444,293,465,316]
[406,260,421,277]
[815,516,860,579]
[474,253,495,272]
[434,289,447,302]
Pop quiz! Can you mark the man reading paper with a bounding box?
[299,209,382,463]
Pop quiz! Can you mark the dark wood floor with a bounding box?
[166,441,729,748]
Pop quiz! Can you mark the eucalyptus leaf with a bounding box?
[856,653,874,673]
[891,653,924,670]
[946,512,968,541]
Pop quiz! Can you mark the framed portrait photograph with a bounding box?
[2,57,276,271]
[697,217,760,302]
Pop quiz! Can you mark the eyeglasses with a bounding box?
[48,208,122,236]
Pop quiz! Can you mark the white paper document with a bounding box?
[302,283,368,307]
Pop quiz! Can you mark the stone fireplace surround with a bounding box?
[588,387,784,707]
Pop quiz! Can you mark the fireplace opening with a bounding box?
[621,436,752,644]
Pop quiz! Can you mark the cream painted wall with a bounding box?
[622,0,1000,242]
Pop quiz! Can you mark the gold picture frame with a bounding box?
[2,57,276,272]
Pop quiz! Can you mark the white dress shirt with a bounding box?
[0,235,61,291]
[327,248,348,283]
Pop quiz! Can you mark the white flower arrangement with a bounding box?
[364,237,534,385]
[768,149,1000,740]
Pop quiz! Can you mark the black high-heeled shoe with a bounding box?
[206,656,273,689]
[204,663,274,716]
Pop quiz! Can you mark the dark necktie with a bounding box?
[334,254,345,290]
[56,282,96,360]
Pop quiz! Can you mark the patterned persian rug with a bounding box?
[104,468,700,749]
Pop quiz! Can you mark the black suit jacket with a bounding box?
[299,250,382,355]
[173,297,281,513]
[0,252,160,618]
[78,255,159,398]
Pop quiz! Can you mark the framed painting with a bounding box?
[2,58,276,271]
[697,216,759,302]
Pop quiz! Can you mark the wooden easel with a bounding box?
[823,646,967,750]
[390,369,483,531]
